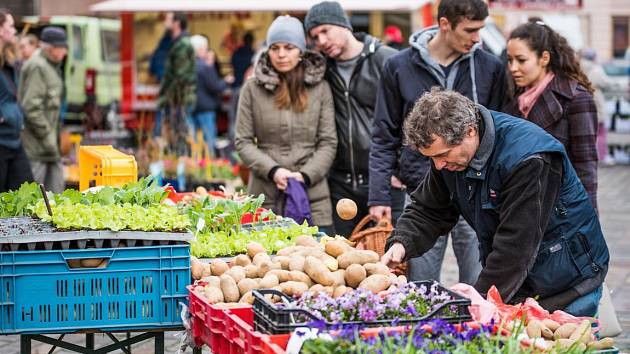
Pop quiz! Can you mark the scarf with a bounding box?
[518,72,555,118]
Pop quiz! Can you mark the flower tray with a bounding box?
[252,280,472,335]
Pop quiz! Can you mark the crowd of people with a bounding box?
[1,9,68,193]
[0,0,613,318]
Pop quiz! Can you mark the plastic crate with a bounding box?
[252,280,472,334]
[225,307,268,354]
[0,245,189,334]
[188,285,251,352]
[79,145,137,191]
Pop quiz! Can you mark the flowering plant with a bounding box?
[296,282,461,324]
[301,319,592,354]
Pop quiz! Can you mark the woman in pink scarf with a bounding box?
[503,19,599,209]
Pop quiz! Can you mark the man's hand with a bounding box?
[273,168,292,190]
[289,172,304,183]
[369,205,392,221]
[381,242,406,269]
[391,175,406,190]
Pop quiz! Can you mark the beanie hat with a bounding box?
[304,1,353,33]
[266,15,306,52]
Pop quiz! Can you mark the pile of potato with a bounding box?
[518,318,614,351]
[190,235,407,305]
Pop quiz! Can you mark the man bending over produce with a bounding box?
[382,88,609,317]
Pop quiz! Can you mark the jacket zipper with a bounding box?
[333,71,357,189]
[577,233,600,273]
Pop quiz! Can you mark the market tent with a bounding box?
[90,0,429,12]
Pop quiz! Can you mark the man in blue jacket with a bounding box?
[382,89,609,316]
[369,0,507,283]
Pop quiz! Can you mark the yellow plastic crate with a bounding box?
[79,146,137,191]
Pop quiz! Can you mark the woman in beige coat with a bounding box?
[235,16,337,232]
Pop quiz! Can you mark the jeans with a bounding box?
[187,110,217,155]
[30,160,64,193]
[564,285,603,317]
[0,145,34,192]
[153,110,163,137]
[405,194,482,284]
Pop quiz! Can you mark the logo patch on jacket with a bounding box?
[489,188,497,202]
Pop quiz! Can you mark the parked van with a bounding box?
[21,16,121,126]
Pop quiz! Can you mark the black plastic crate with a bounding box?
[252,280,472,334]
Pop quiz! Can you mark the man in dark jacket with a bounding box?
[189,34,231,155]
[369,0,507,284]
[305,1,405,236]
[383,89,609,317]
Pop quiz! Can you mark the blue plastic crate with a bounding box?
[0,245,190,334]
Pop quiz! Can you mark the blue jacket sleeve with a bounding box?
[201,64,228,95]
[368,58,403,207]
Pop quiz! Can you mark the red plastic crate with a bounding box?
[261,333,290,354]
[188,285,252,352]
[225,308,267,354]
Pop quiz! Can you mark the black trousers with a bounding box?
[328,171,405,237]
[0,145,34,193]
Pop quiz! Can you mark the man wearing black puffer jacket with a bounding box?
[369,0,507,284]
[305,1,406,237]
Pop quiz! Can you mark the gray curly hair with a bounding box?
[403,87,479,150]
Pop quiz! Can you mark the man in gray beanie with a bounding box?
[305,1,405,237]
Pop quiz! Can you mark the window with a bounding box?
[613,17,629,59]
[72,25,84,61]
[101,30,120,63]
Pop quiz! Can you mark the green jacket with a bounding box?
[18,50,63,162]
[158,33,197,109]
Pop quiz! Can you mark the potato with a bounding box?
[239,291,255,304]
[252,252,271,266]
[247,242,265,259]
[224,266,246,283]
[336,198,357,220]
[204,286,224,304]
[81,258,103,268]
[344,264,367,288]
[276,246,298,257]
[587,337,615,350]
[201,263,212,277]
[289,271,313,287]
[274,256,291,270]
[337,250,380,269]
[289,255,306,272]
[364,263,391,276]
[554,323,578,339]
[323,286,334,297]
[280,281,309,297]
[324,240,352,258]
[397,275,408,285]
[257,261,281,278]
[569,320,592,344]
[268,269,292,283]
[210,259,229,276]
[234,254,252,267]
[244,264,259,278]
[542,319,560,332]
[201,275,221,288]
[191,256,204,280]
[304,256,334,286]
[295,235,319,247]
[309,284,325,296]
[359,274,392,293]
[296,247,326,259]
[330,270,346,287]
[260,273,280,289]
[526,320,543,338]
[555,338,586,350]
[333,285,350,298]
[321,254,339,271]
[219,274,240,302]
[237,278,259,296]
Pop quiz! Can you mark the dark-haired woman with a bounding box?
[235,16,337,232]
[504,20,598,209]
[0,9,33,192]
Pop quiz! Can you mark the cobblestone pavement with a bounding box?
[0,166,628,353]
